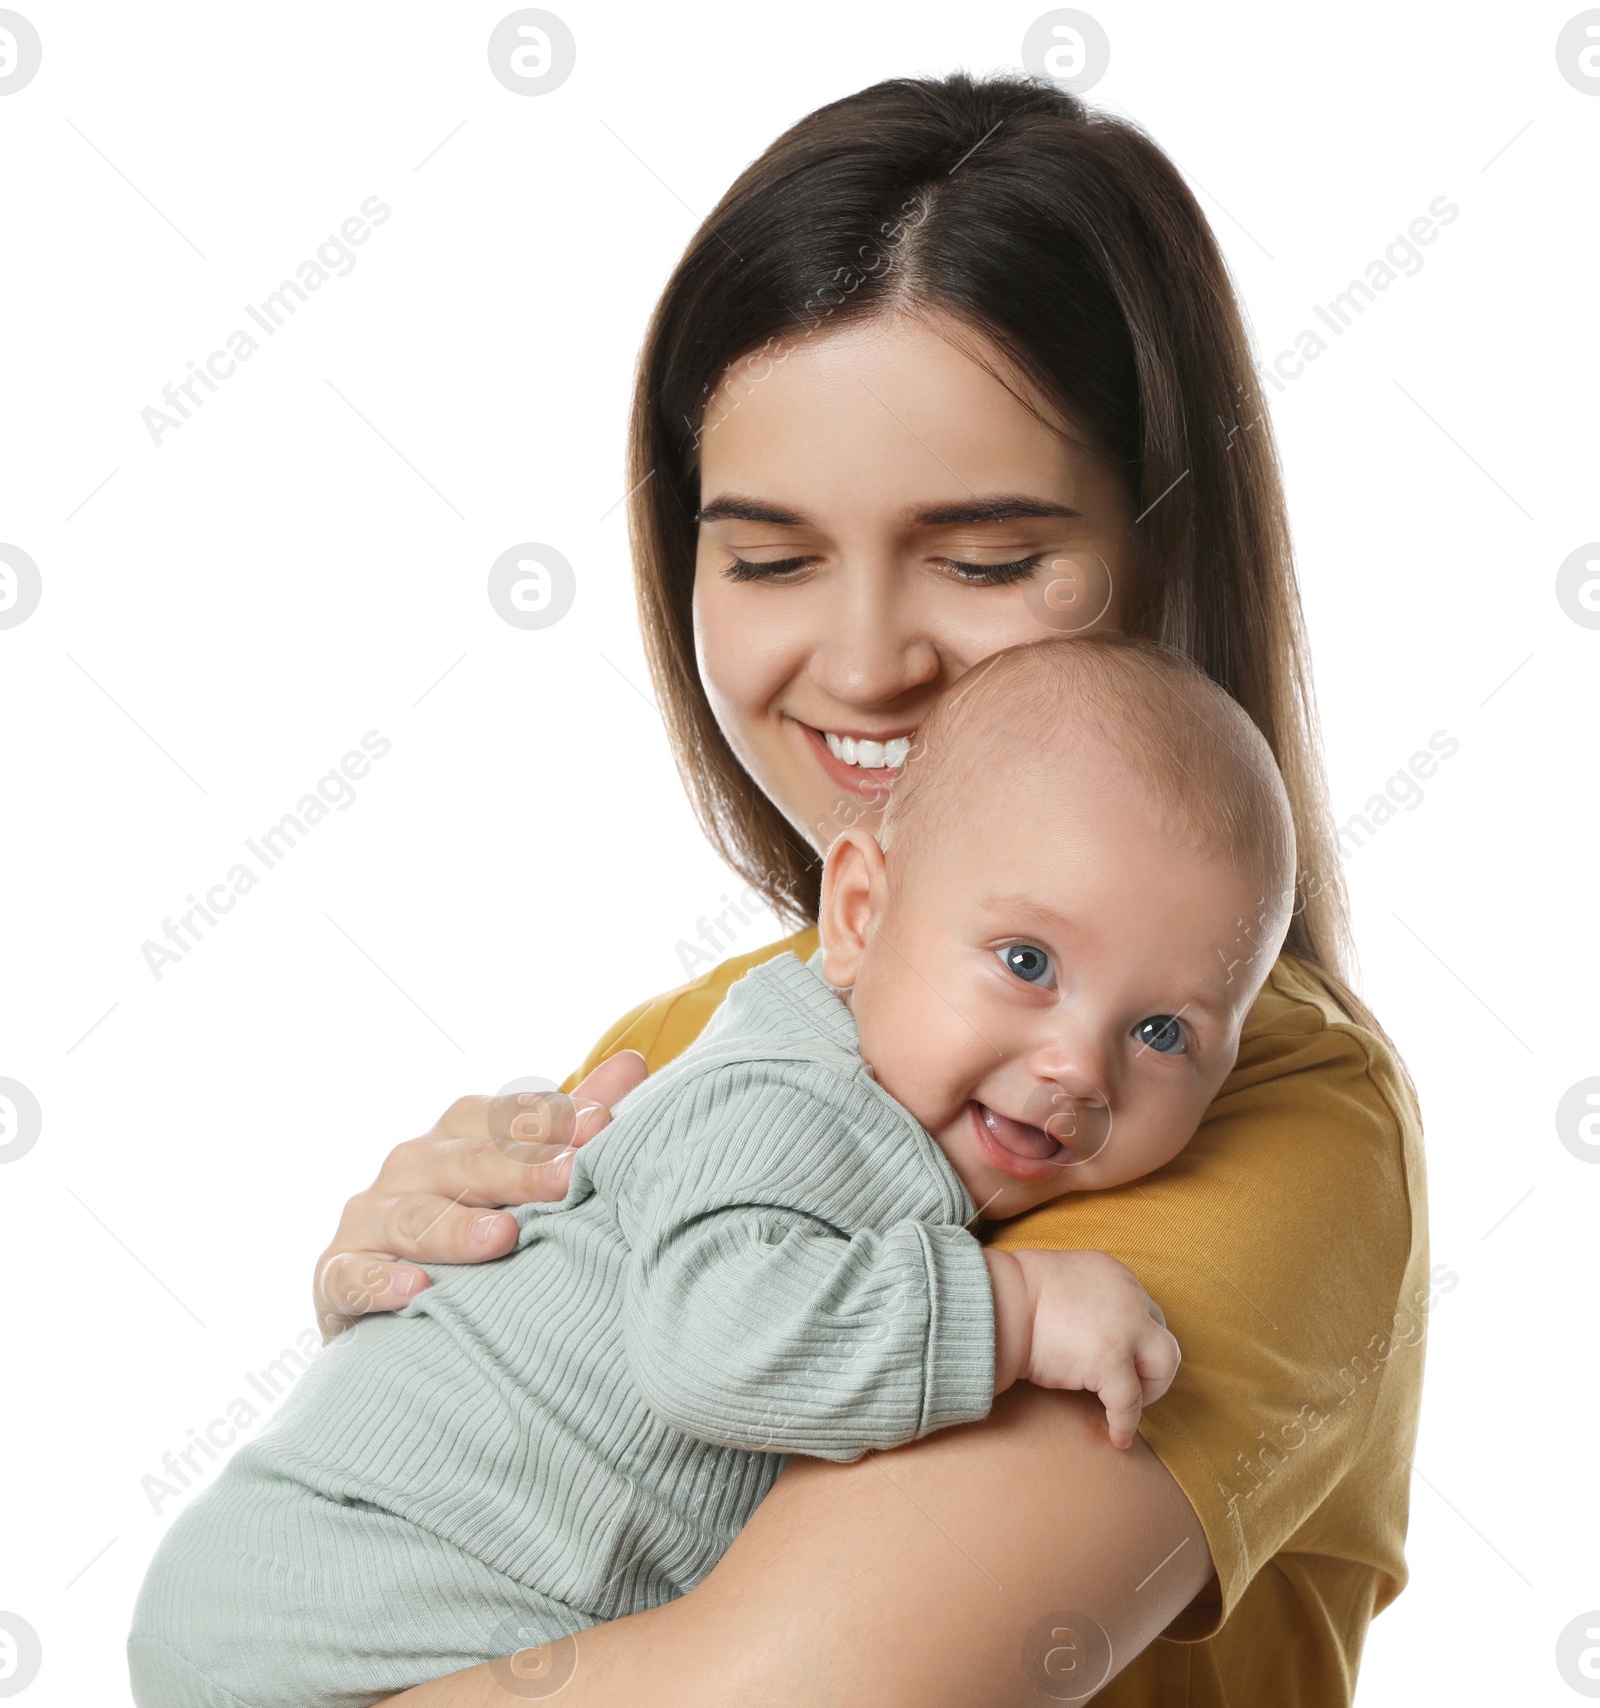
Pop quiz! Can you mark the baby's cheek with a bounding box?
[857,958,1002,1142]
[854,997,951,1126]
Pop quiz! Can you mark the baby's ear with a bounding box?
[818,829,888,989]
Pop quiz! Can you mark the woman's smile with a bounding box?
[794,718,917,800]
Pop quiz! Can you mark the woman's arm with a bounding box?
[382,1383,1211,1707]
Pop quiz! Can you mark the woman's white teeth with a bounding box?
[823,732,911,769]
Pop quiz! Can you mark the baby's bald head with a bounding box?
[880,634,1297,941]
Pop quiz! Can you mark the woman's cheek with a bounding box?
[695,583,776,743]
[691,570,742,709]
[696,572,806,711]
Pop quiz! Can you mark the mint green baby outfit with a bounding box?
[128,952,996,1707]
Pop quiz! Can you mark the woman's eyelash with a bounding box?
[940,555,1042,585]
[723,554,1045,585]
[724,555,811,582]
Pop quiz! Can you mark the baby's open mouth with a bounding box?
[970,1102,1078,1181]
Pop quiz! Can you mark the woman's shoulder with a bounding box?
[560,926,822,1091]
[1229,953,1421,1165]
[1181,951,1425,1259]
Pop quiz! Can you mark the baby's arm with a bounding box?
[612,1064,1178,1457]
[984,1247,1181,1449]
[612,1066,994,1459]
[624,1193,996,1459]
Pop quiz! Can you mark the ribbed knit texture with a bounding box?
[128,952,996,1708]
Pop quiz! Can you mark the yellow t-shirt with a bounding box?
[562,927,1428,1707]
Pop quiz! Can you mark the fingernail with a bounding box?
[390,1270,424,1299]
[470,1213,504,1245]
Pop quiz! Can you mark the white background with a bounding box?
[0,2,1595,1702]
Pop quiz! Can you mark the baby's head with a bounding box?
[819,633,1296,1220]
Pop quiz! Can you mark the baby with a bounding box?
[128,632,1296,1708]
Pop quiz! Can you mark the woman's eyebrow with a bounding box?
[694,493,1082,526]
[695,495,805,525]
[911,497,1083,526]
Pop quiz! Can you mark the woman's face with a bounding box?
[692,310,1137,854]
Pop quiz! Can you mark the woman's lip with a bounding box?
[794,720,903,800]
[969,1102,1075,1183]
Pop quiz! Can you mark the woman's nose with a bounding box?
[809,564,944,708]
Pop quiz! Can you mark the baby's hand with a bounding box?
[985,1248,1180,1449]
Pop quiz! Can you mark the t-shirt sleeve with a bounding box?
[610,1061,996,1460]
[987,966,1425,1642]
[558,993,672,1093]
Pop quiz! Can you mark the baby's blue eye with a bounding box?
[1133,1015,1187,1055]
[997,944,1055,988]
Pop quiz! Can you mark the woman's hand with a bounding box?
[312,1051,649,1340]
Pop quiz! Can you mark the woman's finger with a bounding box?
[314,1194,527,1336]
[315,1250,433,1336]
[357,1190,526,1265]
[570,1050,649,1136]
[375,1129,580,1208]
[467,1045,648,1168]
[314,1054,651,1340]
[313,1196,523,1338]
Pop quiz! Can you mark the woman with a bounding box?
[315,73,1426,1706]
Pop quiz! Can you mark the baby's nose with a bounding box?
[1032,1033,1112,1104]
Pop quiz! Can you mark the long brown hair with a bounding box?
[627,70,1400,1059]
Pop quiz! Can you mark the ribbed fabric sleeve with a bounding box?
[614,1066,996,1457]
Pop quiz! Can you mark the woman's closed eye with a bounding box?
[997,943,1055,988]
[723,554,813,583]
[720,553,1046,586]
[936,554,1043,586]
[1132,1014,1188,1056]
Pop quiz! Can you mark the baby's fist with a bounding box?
[991,1248,1180,1448]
